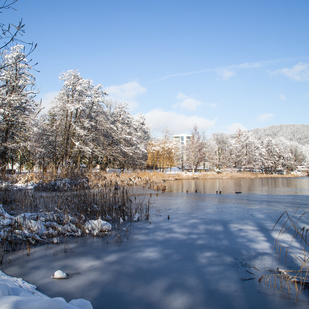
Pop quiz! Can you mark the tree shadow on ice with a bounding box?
[1,193,309,309]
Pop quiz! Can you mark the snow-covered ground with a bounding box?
[0,270,93,308]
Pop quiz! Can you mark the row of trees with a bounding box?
[209,129,307,172]
[35,69,150,171]
[147,127,308,173]
[0,46,150,174]
[1,43,306,174]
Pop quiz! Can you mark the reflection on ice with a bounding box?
[164,177,309,195]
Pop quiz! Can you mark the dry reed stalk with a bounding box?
[1,169,299,194]
[0,178,149,253]
[260,208,309,298]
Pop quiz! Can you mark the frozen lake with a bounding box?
[1,177,309,309]
[164,176,309,195]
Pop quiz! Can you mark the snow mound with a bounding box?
[134,213,140,221]
[0,283,12,297]
[0,296,92,309]
[69,299,93,309]
[52,270,67,279]
[52,237,60,244]
[0,271,93,308]
[84,218,112,236]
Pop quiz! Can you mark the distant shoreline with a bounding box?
[156,171,305,183]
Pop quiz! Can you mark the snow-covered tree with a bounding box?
[184,126,207,172]
[260,138,284,172]
[107,103,149,169]
[34,70,150,172]
[147,129,178,171]
[0,1,37,70]
[0,1,25,51]
[280,139,305,171]
[0,44,39,173]
[44,69,109,168]
[244,134,261,167]
[210,132,231,169]
[229,129,247,167]
[33,112,62,173]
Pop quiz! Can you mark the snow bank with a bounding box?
[0,271,93,309]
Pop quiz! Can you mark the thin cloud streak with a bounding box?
[158,57,309,81]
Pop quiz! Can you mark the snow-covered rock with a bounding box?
[84,218,112,236]
[52,270,67,279]
[134,213,140,221]
[52,237,60,244]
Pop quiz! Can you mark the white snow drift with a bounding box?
[0,271,92,309]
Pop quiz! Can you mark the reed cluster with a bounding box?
[259,208,309,299]
[0,176,150,262]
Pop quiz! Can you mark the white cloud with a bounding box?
[216,69,236,80]
[38,91,58,114]
[238,62,262,69]
[173,93,203,111]
[173,93,216,111]
[159,58,297,80]
[257,113,274,122]
[105,81,146,110]
[279,94,286,100]
[228,123,247,134]
[144,109,217,136]
[275,62,309,81]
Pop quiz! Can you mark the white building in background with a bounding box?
[173,134,191,171]
[173,134,191,147]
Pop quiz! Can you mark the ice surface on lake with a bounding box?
[2,178,309,309]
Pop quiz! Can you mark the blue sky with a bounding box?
[3,0,309,136]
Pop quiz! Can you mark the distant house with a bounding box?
[296,166,309,173]
[173,134,191,171]
[173,134,191,147]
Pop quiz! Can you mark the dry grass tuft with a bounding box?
[259,208,309,298]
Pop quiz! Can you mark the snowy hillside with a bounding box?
[248,124,309,146]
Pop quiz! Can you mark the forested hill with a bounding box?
[248,124,309,145]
